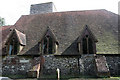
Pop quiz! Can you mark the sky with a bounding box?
[0,0,119,25]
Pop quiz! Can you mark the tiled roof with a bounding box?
[1,26,13,44]
[2,9,119,55]
[1,26,13,56]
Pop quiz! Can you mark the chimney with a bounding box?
[30,2,57,14]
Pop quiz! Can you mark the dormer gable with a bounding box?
[5,29,26,46]
[44,27,58,43]
[77,25,98,43]
[39,27,58,55]
[5,29,26,55]
[77,25,98,54]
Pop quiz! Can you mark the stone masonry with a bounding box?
[2,56,32,76]
[2,54,120,77]
[105,55,120,76]
[42,55,79,76]
[30,2,57,14]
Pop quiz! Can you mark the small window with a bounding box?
[43,36,53,54]
[8,38,19,55]
[41,35,58,54]
[82,35,94,54]
[40,27,58,55]
[9,44,13,55]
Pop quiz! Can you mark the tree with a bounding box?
[0,17,5,26]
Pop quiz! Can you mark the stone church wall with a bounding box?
[39,55,120,77]
[2,56,32,76]
[105,55,120,76]
[2,54,120,77]
[42,54,96,77]
[42,55,80,76]
[80,54,96,76]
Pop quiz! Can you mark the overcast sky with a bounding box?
[0,0,119,25]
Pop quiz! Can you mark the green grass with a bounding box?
[2,74,120,80]
[2,74,26,79]
[69,77,120,80]
[40,75,111,79]
[15,77,120,80]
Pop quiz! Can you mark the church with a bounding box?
[1,2,120,78]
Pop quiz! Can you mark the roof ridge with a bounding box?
[20,9,111,16]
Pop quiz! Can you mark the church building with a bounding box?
[1,2,120,78]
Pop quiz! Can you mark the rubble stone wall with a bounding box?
[30,2,55,14]
[43,55,80,76]
[42,54,96,77]
[2,56,32,76]
[80,54,96,76]
[2,55,120,77]
[105,55,120,76]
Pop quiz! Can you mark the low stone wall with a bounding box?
[2,56,32,76]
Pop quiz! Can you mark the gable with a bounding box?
[40,27,58,43]
[77,25,98,43]
[5,29,26,46]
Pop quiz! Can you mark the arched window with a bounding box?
[40,27,58,55]
[82,35,94,54]
[8,38,19,55]
[77,25,98,54]
[43,36,54,54]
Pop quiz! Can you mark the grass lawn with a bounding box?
[69,77,120,80]
[3,75,120,80]
[15,77,120,80]
[16,77,120,80]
